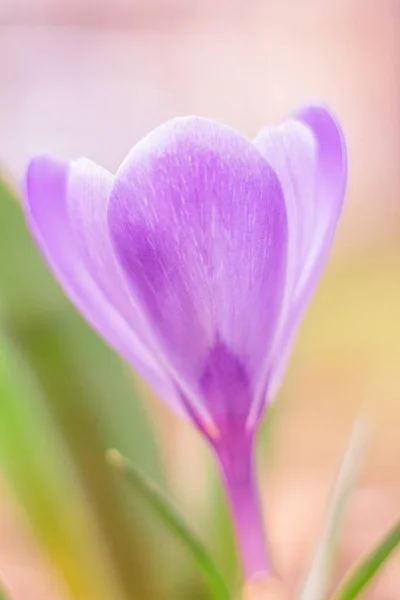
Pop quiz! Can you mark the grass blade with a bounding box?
[300,419,367,600]
[331,517,400,600]
[106,449,230,600]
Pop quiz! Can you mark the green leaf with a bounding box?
[106,449,231,600]
[0,335,126,600]
[300,419,368,600]
[331,518,400,600]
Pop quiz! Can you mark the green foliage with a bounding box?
[107,450,230,600]
[332,518,400,600]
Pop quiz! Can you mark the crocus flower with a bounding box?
[24,104,346,580]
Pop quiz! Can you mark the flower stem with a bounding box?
[215,432,269,579]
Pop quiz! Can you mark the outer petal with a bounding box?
[253,105,347,411]
[108,117,288,425]
[24,156,178,410]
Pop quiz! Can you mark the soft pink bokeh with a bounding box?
[0,1,399,598]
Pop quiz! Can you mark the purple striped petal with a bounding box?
[253,105,347,416]
[24,156,180,411]
[108,117,288,432]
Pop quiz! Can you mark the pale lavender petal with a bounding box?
[24,156,179,411]
[108,117,288,428]
[253,105,347,410]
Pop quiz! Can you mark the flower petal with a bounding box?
[24,156,179,410]
[108,117,288,424]
[253,105,347,406]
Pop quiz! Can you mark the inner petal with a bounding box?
[109,117,288,421]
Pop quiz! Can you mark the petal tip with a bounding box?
[24,155,68,206]
[291,101,347,191]
[291,102,346,149]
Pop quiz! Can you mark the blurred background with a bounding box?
[0,1,399,598]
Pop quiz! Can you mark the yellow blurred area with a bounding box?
[0,1,399,598]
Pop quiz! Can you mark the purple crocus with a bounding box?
[23,104,346,580]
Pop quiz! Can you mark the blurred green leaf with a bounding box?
[107,449,230,600]
[331,518,400,600]
[0,334,126,600]
[0,581,12,600]
[208,459,239,590]
[300,419,367,600]
[0,174,167,598]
